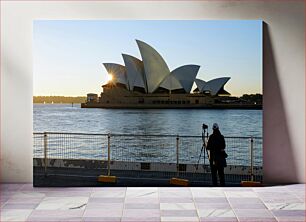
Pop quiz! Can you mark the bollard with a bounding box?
[241,136,261,187]
[98,133,116,183]
[43,132,48,175]
[169,135,189,186]
[250,136,254,181]
[107,133,111,176]
[98,134,117,183]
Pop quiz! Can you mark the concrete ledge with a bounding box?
[33,158,263,175]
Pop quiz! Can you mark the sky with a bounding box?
[33,20,262,97]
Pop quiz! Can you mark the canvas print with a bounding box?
[33,20,262,187]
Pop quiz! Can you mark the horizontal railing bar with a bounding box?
[33,132,262,139]
[34,132,109,136]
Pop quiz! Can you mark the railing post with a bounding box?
[250,136,254,181]
[176,135,179,177]
[43,132,48,176]
[107,133,111,176]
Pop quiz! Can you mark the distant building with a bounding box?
[82,40,259,109]
[86,93,98,103]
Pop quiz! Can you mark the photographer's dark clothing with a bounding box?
[210,163,225,186]
[206,129,227,186]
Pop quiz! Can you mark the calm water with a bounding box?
[34,104,262,137]
[33,104,263,166]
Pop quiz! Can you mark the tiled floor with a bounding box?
[0,184,305,222]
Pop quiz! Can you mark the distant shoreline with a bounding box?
[33,96,86,104]
[34,102,82,104]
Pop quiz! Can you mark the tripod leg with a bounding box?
[195,145,204,170]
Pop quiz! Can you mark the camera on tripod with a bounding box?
[195,123,210,172]
[202,124,208,130]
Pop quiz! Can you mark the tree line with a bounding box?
[33,96,86,104]
[239,94,262,104]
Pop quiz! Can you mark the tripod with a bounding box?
[195,125,209,172]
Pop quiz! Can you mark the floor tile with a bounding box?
[227,197,262,204]
[160,197,194,203]
[192,188,225,197]
[7,197,44,204]
[230,202,266,209]
[0,209,33,221]
[29,209,85,217]
[126,187,158,198]
[198,209,235,217]
[27,216,83,221]
[194,197,228,203]
[199,217,238,222]
[265,202,305,210]
[159,188,192,198]
[83,208,123,217]
[234,209,274,218]
[271,209,305,217]
[196,202,231,209]
[159,188,191,192]
[161,216,199,222]
[10,191,45,199]
[161,209,198,217]
[275,217,306,222]
[125,197,159,203]
[0,184,24,191]
[86,202,123,209]
[160,203,196,210]
[0,196,11,206]
[2,203,39,209]
[44,191,92,197]
[122,217,161,222]
[36,196,88,210]
[88,197,125,203]
[91,187,126,191]
[237,218,277,222]
[125,203,160,209]
[257,192,300,203]
[91,189,126,198]
[122,209,160,217]
[225,191,258,198]
[83,217,121,222]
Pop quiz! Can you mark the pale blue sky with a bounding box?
[33,20,262,96]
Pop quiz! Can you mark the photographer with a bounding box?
[206,123,227,186]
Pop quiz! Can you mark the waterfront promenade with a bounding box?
[33,132,262,187]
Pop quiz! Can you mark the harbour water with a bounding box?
[34,104,262,137]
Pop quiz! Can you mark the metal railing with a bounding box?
[33,132,262,183]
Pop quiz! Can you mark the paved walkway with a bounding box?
[1,184,305,222]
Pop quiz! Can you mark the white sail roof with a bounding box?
[170,65,200,93]
[122,54,147,92]
[103,63,128,86]
[195,79,206,92]
[102,40,231,96]
[136,40,170,93]
[195,77,230,95]
[159,74,183,91]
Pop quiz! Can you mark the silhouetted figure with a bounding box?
[206,123,227,186]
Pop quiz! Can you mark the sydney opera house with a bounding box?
[82,40,256,109]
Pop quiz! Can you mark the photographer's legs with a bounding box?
[218,166,225,187]
[210,162,218,186]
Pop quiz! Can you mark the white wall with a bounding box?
[1,1,304,184]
